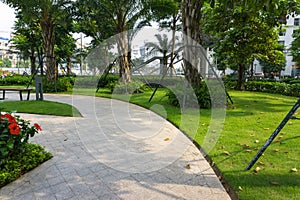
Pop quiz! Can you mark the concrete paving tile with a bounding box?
[47,175,66,186]
[75,167,93,177]
[50,183,73,200]
[97,193,121,200]
[88,163,108,173]
[88,183,113,197]
[68,182,94,196]
[14,191,35,200]
[34,188,57,200]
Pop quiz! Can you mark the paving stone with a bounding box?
[50,183,73,200]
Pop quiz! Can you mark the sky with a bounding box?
[0,2,16,39]
[0,2,167,46]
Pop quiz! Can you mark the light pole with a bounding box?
[80,33,83,75]
[17,53,19,74]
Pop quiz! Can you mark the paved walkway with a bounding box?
[0,93,231,200]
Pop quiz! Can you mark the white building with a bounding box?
[278,13,300,77]
[254,13,300,77]
[0,36,19,68]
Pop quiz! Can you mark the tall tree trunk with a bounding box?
[182,0,203,89]
[116,31,131,83]
[163,52,168,76]
[237,63,245,90]
[40,19,55,82]
[250,62,254,78]
[170,14,178,76]
[29,50,36,75]
[37,47,44,76]
[104,45,109,74]
[66,57,72,75]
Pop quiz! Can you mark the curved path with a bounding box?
[0,94,231,200]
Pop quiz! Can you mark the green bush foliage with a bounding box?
[0,143,52,188]
[0,75,31,86]
[0,113,42,159]
[111,80,150,94]
[225,79,300,97]
[0,75,75,92]
[0,113,52,188]
[166,80,211,109]
[41,76,74,92]
[96,74,119,89]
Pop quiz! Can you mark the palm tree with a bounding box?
[145,33,176,76]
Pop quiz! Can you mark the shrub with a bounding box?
[96,74,119,89]
[0,113,52,188]
[0,75,31,86]
[166,80,211,109]
[41,77,74,92]
[74,76,102,88]
[0,113,42,160]
[225,79,300,97]
[111,80,150,94]
[0,143,52,187]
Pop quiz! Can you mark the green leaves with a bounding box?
[0,113,42,160]
[0,143,52,187]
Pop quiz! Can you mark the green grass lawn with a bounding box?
[91,88,300,200]
[209,91,300,200]
[0,100,82,117]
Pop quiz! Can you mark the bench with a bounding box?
[0,88,33,101]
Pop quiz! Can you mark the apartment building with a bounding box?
[254,13,300,77]
[0,36,18,68]
[278,13,300,77]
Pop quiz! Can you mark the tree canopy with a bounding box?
[2,0,73,81]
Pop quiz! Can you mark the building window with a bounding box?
[279,31,286,36]
[294,18,300,26]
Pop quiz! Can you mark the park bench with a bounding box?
[0,88,33,101]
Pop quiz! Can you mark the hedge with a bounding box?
[0,75,31,86]
[225,80,300,97]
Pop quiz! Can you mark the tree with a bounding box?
[2,0,73,82]
[290,27,300,68]
[206,0,300,90]
[10,12,43,75]
[146,0,181,75]
[86,43,115,75]
[74,0,149,83]
[54,32,76,76]
[258,43,285,77]
[181,0,206,89]
[0,58,12,68]
[210,12,280,89]
[145,33,176,75]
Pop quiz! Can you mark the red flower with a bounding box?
[8,123,20,135]
[34,123,42,131]
[1,114,16,123]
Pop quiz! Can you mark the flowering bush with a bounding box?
[0,113,42,160]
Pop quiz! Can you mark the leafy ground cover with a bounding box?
[0,143,52,187]
[90,88,300,200]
